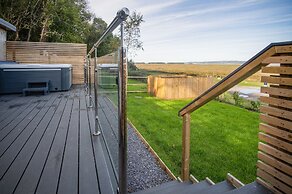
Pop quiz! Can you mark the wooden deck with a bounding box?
[0,85,116,194]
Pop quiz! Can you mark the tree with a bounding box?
[0,0,42,41]
[85,17,120,56]
[0,1,143,58]
[0,0,92,43]
[123,11,144,58]
[39,0,91,43]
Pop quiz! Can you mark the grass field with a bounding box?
[135,63,261,82]
[127,93,259,184]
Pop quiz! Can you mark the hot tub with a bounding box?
[0,63,72,94]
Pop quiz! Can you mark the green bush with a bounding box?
[232,92,243,106]
[250,101,260,111]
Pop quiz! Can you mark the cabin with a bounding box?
[0,18,16,61]
[0,9,291,194]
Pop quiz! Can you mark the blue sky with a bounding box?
[88,0,292,62]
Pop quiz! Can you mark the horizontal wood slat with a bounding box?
[260,96,292,109]
[261,76,292,86]
[259,123,292,141]
[275,45,292,54]
[257,160,292,186]
[261,87,292,98]
[258,62,292,193]
[262,66,292,74]
[258,132,292,153]
[260,114,292,131]
[257,168,292,194]
[258,151,292,175]
[262,56,292,64]
[258,142,292,164]
[260,105,292,121]
[6,41,87,84]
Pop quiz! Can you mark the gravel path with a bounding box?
[127,124,172,192]
[98,95,172,193]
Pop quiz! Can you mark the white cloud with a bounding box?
[87,0,292,62]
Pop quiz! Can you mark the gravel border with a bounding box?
[128,124,172,192]
[98,95,172,193]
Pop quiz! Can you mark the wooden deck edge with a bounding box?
[127,119,177,180]
[226,173,245,188]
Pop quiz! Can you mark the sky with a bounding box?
[88,0,292,62]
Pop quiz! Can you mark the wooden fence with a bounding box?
[258,61,292,194]
[6,41,87,84]
[148,75,214,99]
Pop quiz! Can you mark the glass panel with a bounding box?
[95,51,119,179]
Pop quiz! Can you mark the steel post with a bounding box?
[118,21,128,194]
[93,48,101,136]
[88,56,93,108]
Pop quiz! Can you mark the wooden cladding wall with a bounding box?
[148,75,214,99]
[258,62,292,193]
[6,41,87,84]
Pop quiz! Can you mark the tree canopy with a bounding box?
[124,11,144,58]
[0,0,144,57]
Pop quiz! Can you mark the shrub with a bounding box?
[232,91,243,106]
[250,101,260,111]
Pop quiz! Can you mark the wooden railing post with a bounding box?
[182,113,191,181]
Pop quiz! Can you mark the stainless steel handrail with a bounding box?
[86,7,129,194]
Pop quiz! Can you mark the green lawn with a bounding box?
[237,80,263,87]
[127,93,259,184]
[128,78,147,92]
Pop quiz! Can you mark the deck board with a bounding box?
[0,98,36,130]
[58,90,79,194]
[88,107,117,194]
[14,95,68,194]
[0,86,117,194]
[0,85,171,194]
[0,94,51,138]
[0,94,57,180]
[0,96,36,124]
[79,91,100,194]
[0,93,60,194]
[35,92,74,194]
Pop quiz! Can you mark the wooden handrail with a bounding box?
[179,41,292,182]
[178,41,292,116]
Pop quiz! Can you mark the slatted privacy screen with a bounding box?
[6,41,87,84]
[258,62,292,194]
